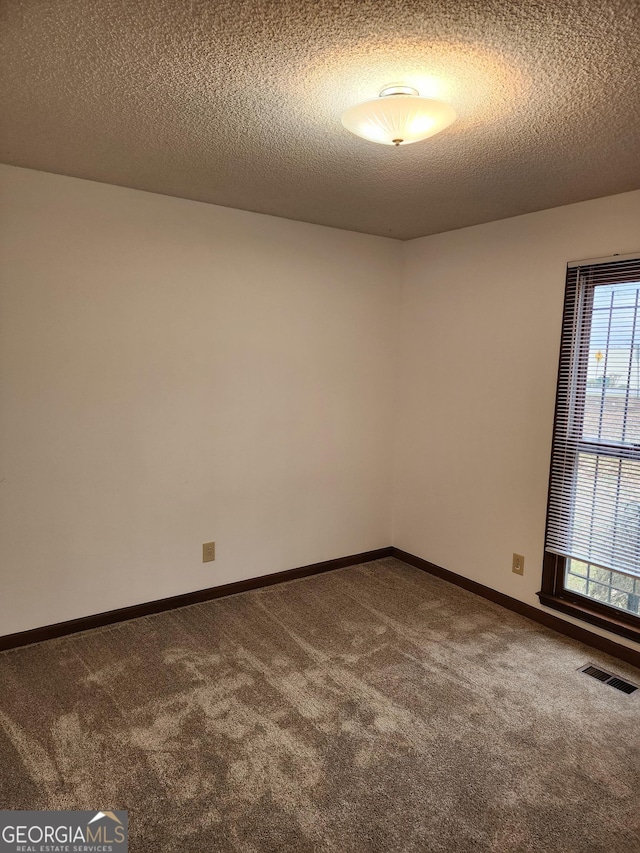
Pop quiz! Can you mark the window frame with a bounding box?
[538,257,640,644]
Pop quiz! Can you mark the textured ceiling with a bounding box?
[1,0,639,239]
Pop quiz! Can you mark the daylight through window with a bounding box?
[543,255,640,633]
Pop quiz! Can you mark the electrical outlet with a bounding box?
[203,542,215,563]
[512,553,524,575]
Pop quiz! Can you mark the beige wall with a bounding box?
[0,165,400,635]
[393,190,640,651]
[2,164,639,649]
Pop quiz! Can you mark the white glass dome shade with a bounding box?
[341,85,457,146]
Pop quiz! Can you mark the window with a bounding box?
[539,254,640,642]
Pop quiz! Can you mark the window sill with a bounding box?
[537,591,640,644]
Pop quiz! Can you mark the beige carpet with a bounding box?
[0,557,638,852]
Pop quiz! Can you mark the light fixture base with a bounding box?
[379,85,419,98]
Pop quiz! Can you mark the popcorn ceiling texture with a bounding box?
[1,0,639,239]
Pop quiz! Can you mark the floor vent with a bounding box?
[579,664,638,695]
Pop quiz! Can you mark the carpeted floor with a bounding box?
[0,557,638,852]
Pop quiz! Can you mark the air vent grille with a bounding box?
[579,664,638,695]
[606,677,638,695]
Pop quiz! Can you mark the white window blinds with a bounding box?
[546,254,640,579]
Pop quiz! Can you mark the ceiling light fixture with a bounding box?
[341,85,456,146]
